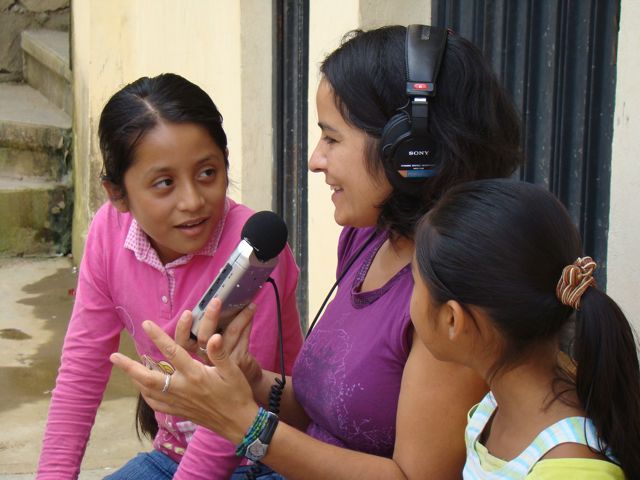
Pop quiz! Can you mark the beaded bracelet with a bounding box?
[235,407,269,457]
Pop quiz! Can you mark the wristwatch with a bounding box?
[243,411,279,462]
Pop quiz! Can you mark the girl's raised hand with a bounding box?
[110,320,258,443]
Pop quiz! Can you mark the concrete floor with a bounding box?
[0,257,151,479]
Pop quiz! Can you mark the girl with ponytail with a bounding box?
[411,178,640,479]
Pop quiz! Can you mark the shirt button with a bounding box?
[161,295,168,304]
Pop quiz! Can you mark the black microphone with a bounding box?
[190,211,288,337]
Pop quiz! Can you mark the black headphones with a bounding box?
[380,25,447,180]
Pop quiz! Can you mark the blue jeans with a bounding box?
[231,464,286,479]
[103,450,283,480]
[103,450,178,480]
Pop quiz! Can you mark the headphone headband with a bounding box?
[406,25,447,97]
[406,25,447,137]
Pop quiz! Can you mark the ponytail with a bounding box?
[574,287,640,479]
[414,179,640,475]
[135,393,158,440]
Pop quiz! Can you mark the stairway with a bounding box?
[0,29,72,256]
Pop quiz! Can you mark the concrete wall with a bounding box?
[306,0,431,318]
[306,1,358,326]
[71,0,273,259]
[607,0,640,334]
[239,0,274,212]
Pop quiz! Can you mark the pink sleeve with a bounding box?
[37,216,124,479]
[171,429,240,479]
[174,244,302,479]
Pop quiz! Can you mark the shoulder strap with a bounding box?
[465,403,614,479]
[466,392,497,443]
[519,416,608,472]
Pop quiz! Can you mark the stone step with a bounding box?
[0,82,72,256]
[0,176,72,256]
[21,29,72,115]
[0,83,71,181]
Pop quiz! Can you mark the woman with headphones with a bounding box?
[111,25,523,479]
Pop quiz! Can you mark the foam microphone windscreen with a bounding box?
[241,211,288,262]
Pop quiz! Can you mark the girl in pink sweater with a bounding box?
[36,73,303,480]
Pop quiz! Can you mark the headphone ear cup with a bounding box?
[381,111,438,181]
[380,113,412,161]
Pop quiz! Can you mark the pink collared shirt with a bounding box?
[37,198,303,480]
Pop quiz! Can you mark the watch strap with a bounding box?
[239,410,279,462]
[258,411,279,445]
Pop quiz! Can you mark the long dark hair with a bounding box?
[98,73,229,440]
[415,179,640,478]
[98,72,228,195]
[320,26,523,239]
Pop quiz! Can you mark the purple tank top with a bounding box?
[292,227,414,457]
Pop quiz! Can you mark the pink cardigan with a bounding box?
[37,198,303,479]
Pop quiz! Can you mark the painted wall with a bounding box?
[71,0,273,259]
[239,0,274,212]
[607,0,640,334]
[306,1,358,325]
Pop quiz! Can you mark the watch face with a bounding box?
[247,440,268,460]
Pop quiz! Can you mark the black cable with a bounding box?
[266,277,286,414]
[305,229,379,338]
[243,277,285,480]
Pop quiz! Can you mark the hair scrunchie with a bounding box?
[556,256,597,309]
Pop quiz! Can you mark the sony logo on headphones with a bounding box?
[408,150,430,156]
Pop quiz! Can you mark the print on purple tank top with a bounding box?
[292,227,414,457]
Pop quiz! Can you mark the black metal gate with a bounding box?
[432,0,620,285]
[273,0,310,324]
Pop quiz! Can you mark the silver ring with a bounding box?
[198,346,207,354]
[161,373,171,393]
